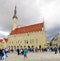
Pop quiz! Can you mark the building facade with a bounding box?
[57,34,60,46]
[0,38,8,49]
[0,39,2,49]
[7,6,47,49]
[50,33,60,46]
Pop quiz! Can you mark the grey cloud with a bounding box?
[0,0,60,40]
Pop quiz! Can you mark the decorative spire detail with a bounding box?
[13,6,18,19]
[42,17,44,27]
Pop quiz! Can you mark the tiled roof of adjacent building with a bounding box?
[0,39,3,42]
[10,22,44,35]
[4,38,8,43]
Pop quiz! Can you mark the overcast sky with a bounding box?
[0,0,60,41]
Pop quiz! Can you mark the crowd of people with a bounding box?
[0,45,60,60]
[16,46,28,59]
[0,48,8,60]
[16,45,60,55]
[16,45,60,58]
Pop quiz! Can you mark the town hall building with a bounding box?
[7,6,47,49]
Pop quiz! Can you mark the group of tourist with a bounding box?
[0,45,60,60]
[15,45,60,54]
[0,48,8,60]
[16,46,28,59]
[49,46,60,54]
[15,45,60,59]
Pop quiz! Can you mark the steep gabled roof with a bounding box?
[10,22,44,35]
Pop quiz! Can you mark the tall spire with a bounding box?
[42,17,45,31]
[13,6,18,19]
[42,17,44,27]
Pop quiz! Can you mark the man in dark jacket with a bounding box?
[17,48,20,55]
[58,46,60,53]
[54,46,57,54]
[0,49,2,59]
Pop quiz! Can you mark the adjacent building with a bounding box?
[0,39,2,48]
[57,33,60,46]
[0,38,8,49]
[50,33,60,46]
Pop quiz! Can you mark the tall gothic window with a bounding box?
[36,39,38,43]
[24,40,28,44]
[18,40,19,43]
[30,39,34,43]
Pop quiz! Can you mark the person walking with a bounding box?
[0,48,2,60]
[58,46,60,53]
[54,46,57,54]
[23,48,28,59]
[5,48,8,58]
[2,49,5,60]
[17,47,20,55]
[39,45,41,52]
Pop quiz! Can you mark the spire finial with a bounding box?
[42,17,44,22]
[13,5,18,19]
[42,17,45,31]
[14,6,16,16]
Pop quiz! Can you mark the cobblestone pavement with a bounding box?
[1,52,60,61]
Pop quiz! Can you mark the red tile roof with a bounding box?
[0,39,3,43]
[4,38,8,43]
[10,22,44,35]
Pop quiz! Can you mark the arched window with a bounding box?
[24,40,28,44]
[30,39,34,44]
[36,39,38,43]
